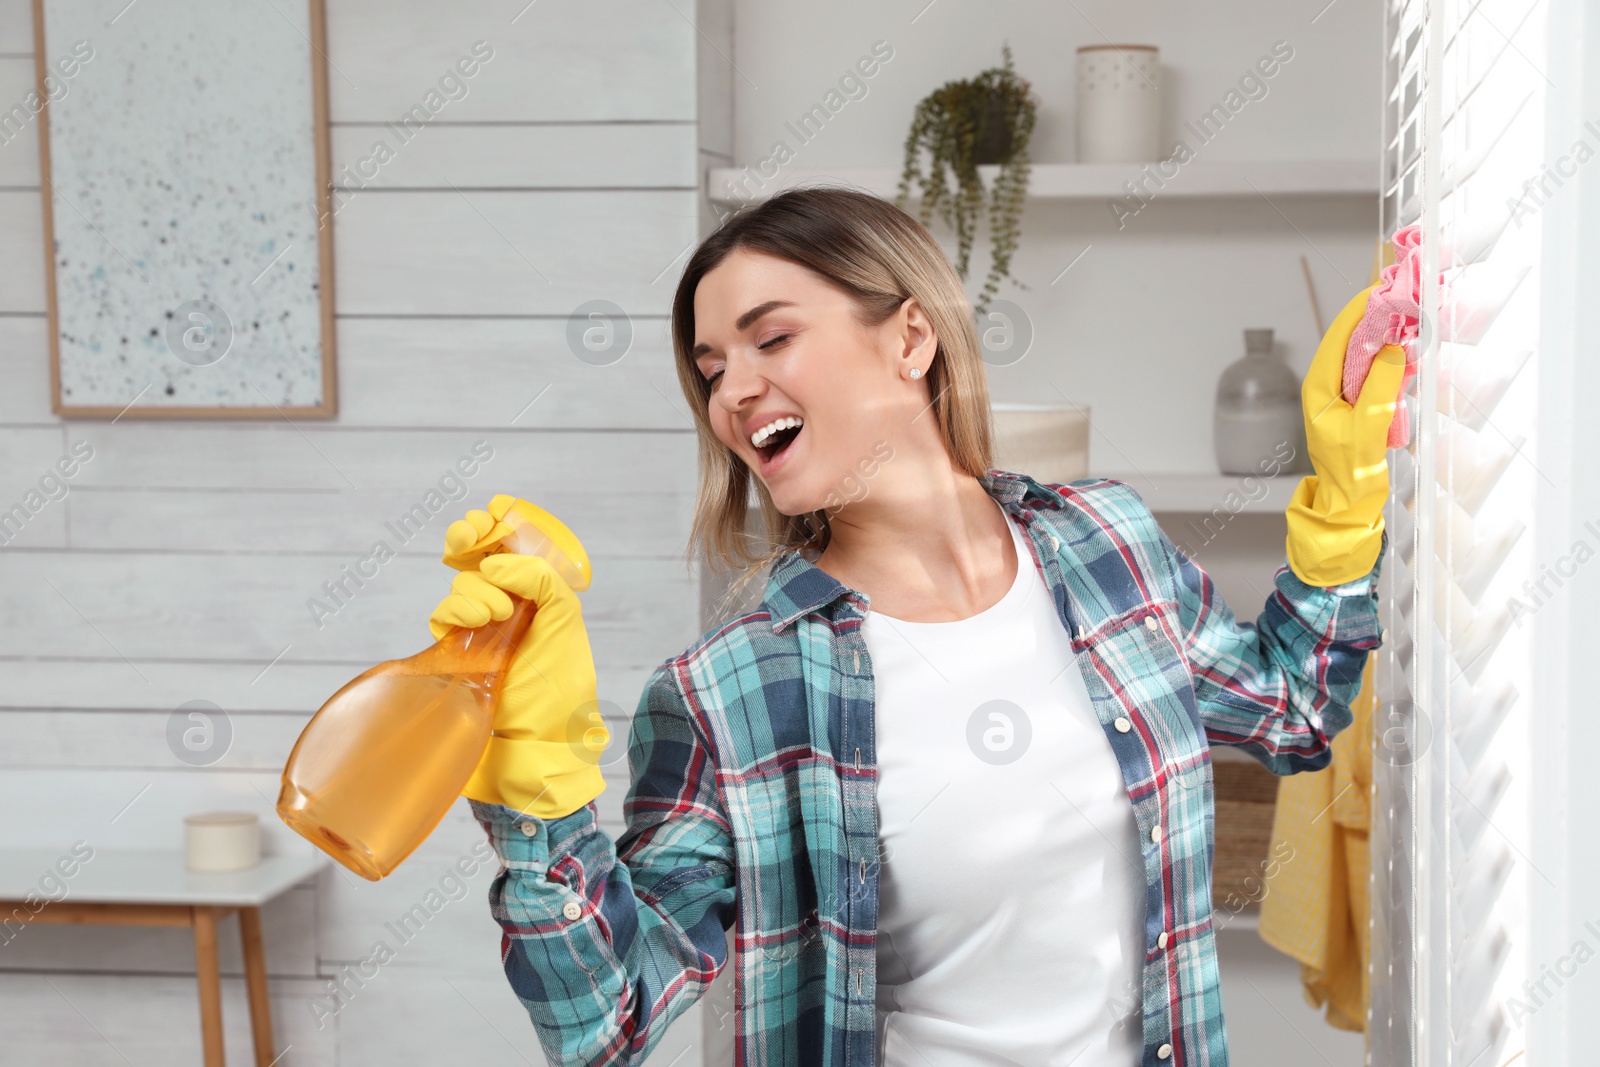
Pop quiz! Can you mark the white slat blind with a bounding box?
[1370,0,1545,1063]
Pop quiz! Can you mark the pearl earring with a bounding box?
[907,367,922,380]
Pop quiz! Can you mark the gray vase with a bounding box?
[1213,329,1309,477]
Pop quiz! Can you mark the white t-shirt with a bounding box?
[863,498,1146,1067]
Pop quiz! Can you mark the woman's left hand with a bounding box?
[1284,284,1410,587]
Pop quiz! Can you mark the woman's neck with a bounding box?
[811,467,1018,623]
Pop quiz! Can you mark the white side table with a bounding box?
[0,849,324,1066]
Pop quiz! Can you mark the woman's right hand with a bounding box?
[430,497,610,819]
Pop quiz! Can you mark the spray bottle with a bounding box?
[277,500,590,880]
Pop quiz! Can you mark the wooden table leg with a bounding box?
[192,905,226,1067]
[238,906,277,1067]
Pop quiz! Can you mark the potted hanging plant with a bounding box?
[895,43,1038,317]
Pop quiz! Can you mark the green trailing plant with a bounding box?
[895,43,1037,317]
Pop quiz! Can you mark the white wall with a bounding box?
[1531,0,1600,1062]
[0,1,710,1063]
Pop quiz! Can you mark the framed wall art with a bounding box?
[33,0,337,418]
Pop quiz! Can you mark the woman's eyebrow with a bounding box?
[691,300,798,359]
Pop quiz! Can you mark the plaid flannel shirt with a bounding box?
[470,468,1387,1067]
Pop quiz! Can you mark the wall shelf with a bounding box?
[708,160,1378,206]
[1213,907,1263,933]
[1094,470,1302,514]
[745,470,1302,513]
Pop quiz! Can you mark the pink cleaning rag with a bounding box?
[1341,224,1427,448]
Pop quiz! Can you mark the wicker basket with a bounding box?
[1211,759,1281,917]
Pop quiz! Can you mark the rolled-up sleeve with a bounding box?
[471,660,738,1067]
[1159,520,1387,775]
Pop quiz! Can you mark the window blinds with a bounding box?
[1369,0,1545,1063]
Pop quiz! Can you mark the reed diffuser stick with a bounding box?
[1299,254,1325,336]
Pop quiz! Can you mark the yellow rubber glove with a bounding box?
[430,496,609,819]
[1285,285,1411,587]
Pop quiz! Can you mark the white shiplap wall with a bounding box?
[0,1,718,1064]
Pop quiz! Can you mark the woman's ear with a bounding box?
[896,296,939,371]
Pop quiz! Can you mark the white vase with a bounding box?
[1076,44,1161,163]
[1213,329,1310,477]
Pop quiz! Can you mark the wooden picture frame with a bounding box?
[33,0,337,419]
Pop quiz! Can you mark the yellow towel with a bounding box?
[1258,651,1376,1033]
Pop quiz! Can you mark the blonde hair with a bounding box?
[670,186,995,614]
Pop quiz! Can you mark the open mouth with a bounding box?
[756,422,803,467]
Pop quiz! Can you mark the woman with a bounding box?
[428,188,1407,1067]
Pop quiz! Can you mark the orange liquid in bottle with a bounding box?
[277,503,589,881]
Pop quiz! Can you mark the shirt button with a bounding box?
[1114,716,1131,733]
[1145,615,1159,631]
[1151,825,1163,844]
[562,900,582,921]
[1158,1042,1173,1059]
[518,820,539,836]
[1157,931,1170,949]
[1049,534,1060,551]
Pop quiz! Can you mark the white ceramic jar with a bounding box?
[185,811,262,872]
[1076,44,1161,163]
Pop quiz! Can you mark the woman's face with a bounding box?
[691,248,937,516]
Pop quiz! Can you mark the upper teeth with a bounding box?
[750,416,803,448]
